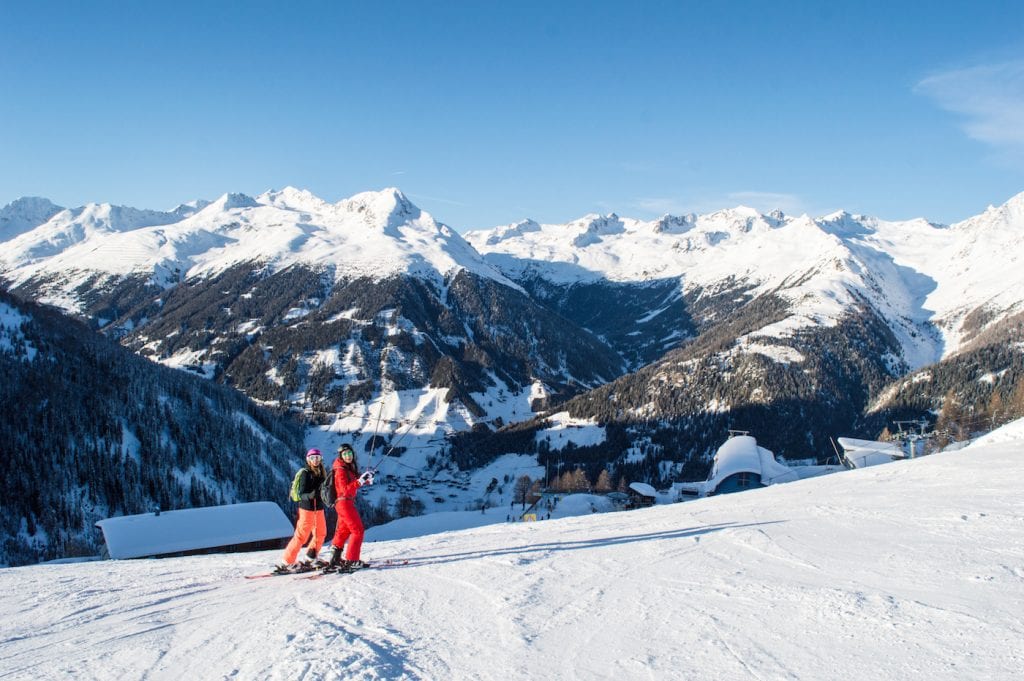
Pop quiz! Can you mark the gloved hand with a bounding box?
[358,471,375,486]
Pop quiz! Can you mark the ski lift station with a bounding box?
[95,501,293,560]
[836,422,932,468]
[674,434,842,499]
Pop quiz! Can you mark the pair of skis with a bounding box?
[305,559,410,579]
[244,559,408,580]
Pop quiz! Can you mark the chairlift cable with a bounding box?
[366,389,386,458]
[368,410,429,473]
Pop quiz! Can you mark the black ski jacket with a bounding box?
[290,465,326,511]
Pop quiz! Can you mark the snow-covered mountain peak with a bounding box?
[0,196,62,220]
[0,197,64,242]
[170,198,212,219]
[66,202,181,233]
[651,214,696,234]
[567,213,622,231]
[206,192,260,212]
[707,205,762,221]
[567,213,627,247]
[730,204,761,216]
[256,186,325,212]
[955,190,1024,233]
[695,205,776,236]
[336,187,420,230]
[816,210,877,238]
[820,209,856,224]
[476,219,543,245]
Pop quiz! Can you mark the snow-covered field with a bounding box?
[2,423,1023,680]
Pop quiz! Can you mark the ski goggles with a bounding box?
[306,454,323,463]
[338,448,354,458]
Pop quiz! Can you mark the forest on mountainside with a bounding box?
[0,288,304,566]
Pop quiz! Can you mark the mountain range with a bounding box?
[2,187,1023,548]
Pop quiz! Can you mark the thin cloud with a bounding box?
[916,59,1024,150]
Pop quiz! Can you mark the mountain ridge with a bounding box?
[0,188,521,305]
[466,191,1024,368]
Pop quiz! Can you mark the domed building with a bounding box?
[675,434,841,498]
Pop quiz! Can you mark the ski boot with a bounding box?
[306,547,330,569]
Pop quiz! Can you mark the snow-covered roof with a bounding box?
[628,482,657,498]
[675,435,804,497]
[675,436,844,499]
[836,437,904,468]
[95,502,293,559]
[708,436,799,488]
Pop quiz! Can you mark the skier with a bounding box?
[325,443,374,570]
[277,448,328,573]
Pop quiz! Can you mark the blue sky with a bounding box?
[2,1,1023,230]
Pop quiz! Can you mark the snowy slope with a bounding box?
[2,422,1022,680]
[466,192,1024,368]
[0,188,518,310]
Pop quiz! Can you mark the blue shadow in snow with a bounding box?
[373,520,782,569]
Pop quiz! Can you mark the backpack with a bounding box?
[290,468,306,503]
[319,468,338,507]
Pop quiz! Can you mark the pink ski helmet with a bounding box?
[305,448,322,460]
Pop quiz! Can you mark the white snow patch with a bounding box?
[157,349,218,379]
[535,412,607,450]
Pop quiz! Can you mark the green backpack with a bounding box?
[290,468,306,503]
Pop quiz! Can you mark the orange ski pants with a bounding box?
[282,508,326,563]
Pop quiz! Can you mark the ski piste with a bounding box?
[245,559,409,580]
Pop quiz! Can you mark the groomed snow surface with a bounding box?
[3,424,1024,680]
